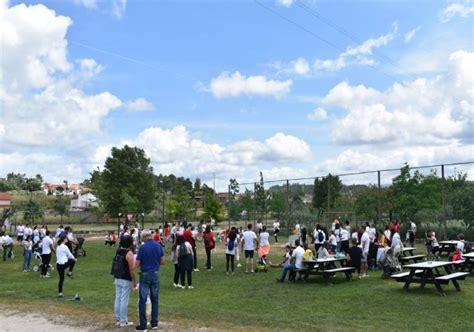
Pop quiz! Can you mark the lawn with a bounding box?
[0,238,473,331]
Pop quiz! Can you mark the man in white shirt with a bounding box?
[16,224,25,242]
[340,227,350,253]
[256,220,263,235]
[1,232,14,261]
[41,231,55,277]
[313,224,325,252]
[276,239,305,282]
[360,229,370,277]
[241,224,258,273]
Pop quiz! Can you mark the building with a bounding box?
[43,183,88,196]
[70,192,99,211]
[0,192,12,209]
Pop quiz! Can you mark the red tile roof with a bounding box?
[0,192,11,200]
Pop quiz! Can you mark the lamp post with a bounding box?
[117,213,122,236]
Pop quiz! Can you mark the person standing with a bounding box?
[16,223,25,242]
[313,224,325,252]
[113,236,136,327]
[273,220,280,242]
[360,228,370,278]
[56,235,76,298]
[135,229,164,331]
[225,228,238,275]
[184,224,199,272]
[242,224,258,273]
[258,226,271,258]
[41,231,55,277]
[22,235,33,272]
[176,235,194,289]
[202,226,216,271]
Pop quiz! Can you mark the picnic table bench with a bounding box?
[438,241,460,256]
[400,254,426,263]
[301,257,355,282]
[461,252,474,273]
[397,261,469,296]
[402,247,416,256]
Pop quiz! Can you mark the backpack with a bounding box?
[318,230,324,243]
[204,233,215,249]
[228,238,235,251]
[110,250,127,278]
[178,243,188,257]
[464,241,472,253]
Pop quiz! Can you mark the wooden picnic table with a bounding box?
[302,257,355,282]
[402,247,416,256]
[395,261,469,296]
[461,252,474,273]
[438,240,460,256]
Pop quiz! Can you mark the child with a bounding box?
[328,231,337,253]
[347,238,362,278]
[303,243,314,261]
[451,247,463,271]
[269,245,292,268]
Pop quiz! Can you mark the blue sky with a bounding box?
[1,0,473,189]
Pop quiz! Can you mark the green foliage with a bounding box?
[254,172,267,218]
[202,192,224,224]
[0,173,42,192]
[312,174,342,213]
[23,199,43,222]
[53,196,69,222]
[268,190,286,219]
[449,182,474,229]
[228,178,240,221]
[90,145,156,216]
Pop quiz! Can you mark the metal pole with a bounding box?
[441,164,447,240]
[286,179,289,236]
[228,184,231,230]
[377,170,381,227]
[162,193,165,228]
[254,182,257,229]
[327,175,331,225]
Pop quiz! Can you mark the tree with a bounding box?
[312,174,342,214]
[53,196,69,222]
[90,145,156,217]
[202,192,224,224]
[254,172,266,220]
[268,190,286,219]
[24,199,43,222]
[449,181,474,229]
[228,178,240,221]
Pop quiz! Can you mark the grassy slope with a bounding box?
[0,239,473,331]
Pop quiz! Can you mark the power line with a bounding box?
[253,0,404,82]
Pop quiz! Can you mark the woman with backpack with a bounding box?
[176,235,194,289]
[203,225,216,271]
[225,227,238,275]
[112,236,136,327]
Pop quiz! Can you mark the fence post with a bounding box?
[377,170,381,228]
[286,179,290,236]
[441,165,447,240]
[254,182,257,230]
[228,184,231,230]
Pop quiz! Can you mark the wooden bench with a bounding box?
[391,270,424,281]
[435,272,469,292]
[321,267,356,281]
[399,255,426,263]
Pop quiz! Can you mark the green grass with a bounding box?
[1,238,473,331]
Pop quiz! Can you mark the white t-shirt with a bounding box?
[56,243,75,265]
[314,229,326,244]
[256,222,263,230]
[42,236,54,255]
[242,230,257,251]
[225,238,237,255]
[340,229,350,241]
[410,222,417,233]
[391,233,402,250]
[24,227,33,237]
[384,229,391,240]
[1,235,13,245]
[273,221,280,230]
[292,246,305,269]
[369,227,377,242]
[328,234,337,246]
[456,241,465,252]
[259,232,270,246]
[17,225,24,236]
[360,232,370,253]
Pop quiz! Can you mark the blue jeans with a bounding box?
[114,278,132,323]
[23,250,32,270]
[278,263,298,282]
[139,271,160,328]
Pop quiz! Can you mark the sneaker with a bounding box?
[23,270,28,272]
[226,272,229,275]
[173,283,178,288]
[135,325,147,331]
[45,274,50,278]
[67,272,73,279]
[188,285,194,289]
[250,270,254,273]
[193,268,199,272]
[58,293,64,298]
[115,321,121,326]
[237,263,242,267]
[206,269,211,271]
[120,322,134,327]
[151,325,158,330]
[177,284,185,289]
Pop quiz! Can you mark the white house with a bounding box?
[70,192,99,211]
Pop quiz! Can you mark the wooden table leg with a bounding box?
[404,269,416,290]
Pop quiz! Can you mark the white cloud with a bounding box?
[0,1,123,147]
[111,0,127,19]
[314,23,398,72]
[440,2,474,22]
[209,71,292,99]
[293,57,310,75]
[307,107,328,121]
[404,26,420,43]
[320,50,473,147]
[276,0,295,8]
[125,98,155,112]
[73,0,97,9]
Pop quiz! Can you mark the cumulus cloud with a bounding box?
[314,23,398,72]
[0,1,123,146]
[404,26,420,43]
[319,50,473,147]
[125,98,155,112]
[111,0,127,19]
[440,2,474,22]
[209,71,292,99]
[307,107,328,121]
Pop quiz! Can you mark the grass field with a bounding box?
[0,238,473,331]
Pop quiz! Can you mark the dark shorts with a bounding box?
[244,250,254,258]
[17,235,24,242]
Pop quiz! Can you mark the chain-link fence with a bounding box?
[230,162,474,241]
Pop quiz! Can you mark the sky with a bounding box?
[0,0,473,190]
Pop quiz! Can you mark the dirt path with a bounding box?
[0,310,88,331]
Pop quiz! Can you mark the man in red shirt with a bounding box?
[183,224,198,271]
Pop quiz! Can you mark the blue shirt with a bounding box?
[137,239,164,273]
